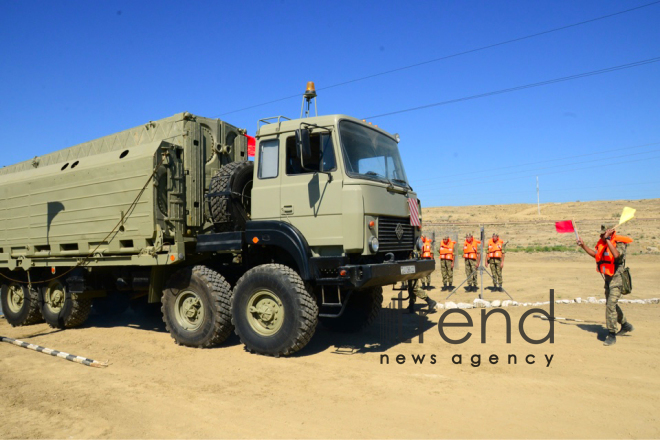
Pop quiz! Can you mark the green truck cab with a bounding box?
[0,105,433,357]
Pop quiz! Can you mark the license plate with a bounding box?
[401,265,416,275]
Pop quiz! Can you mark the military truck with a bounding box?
[0,95,434,356]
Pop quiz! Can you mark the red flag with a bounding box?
[555,220,575,233]
[246,134,256,157]
[408,198,421,227]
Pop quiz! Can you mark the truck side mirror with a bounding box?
[296,128,314,170]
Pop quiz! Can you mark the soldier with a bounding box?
[577,225,634,346]
[407,249,438,313]
[421,236,434,289]
[486,233,505,291]
[463,233,481,292]
[438,235,456,290]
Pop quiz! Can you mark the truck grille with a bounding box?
[378,216,415,252]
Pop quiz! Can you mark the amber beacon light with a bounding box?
[301,81,318,117]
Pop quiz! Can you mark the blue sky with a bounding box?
[1,0,659,207]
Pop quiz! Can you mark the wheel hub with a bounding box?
[174,290,205,331]
[7,285,24,313]
[45,283,65,313]
[246,290,284,336]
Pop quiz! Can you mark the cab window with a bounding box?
[285,133,336,175]
[258,139,279,179]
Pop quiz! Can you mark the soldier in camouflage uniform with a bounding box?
[421,236,434,289]
[407,249,438,313]
[438,236,456,290]
[486,233,505,291]
[463,233,481,292]
[577,225,634,346]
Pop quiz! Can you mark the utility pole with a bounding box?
[536,176,540,217]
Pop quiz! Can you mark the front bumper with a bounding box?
[338,258,435,289]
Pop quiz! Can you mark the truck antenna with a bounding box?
[300,81,318,118]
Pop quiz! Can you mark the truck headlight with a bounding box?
[369,237,380,253]
[416,238,423,250]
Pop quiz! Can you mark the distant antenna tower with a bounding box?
[536,176,541,216]
[300,81,318,118]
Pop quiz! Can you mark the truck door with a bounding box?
[280,131,343,249]
[250,138,281,221]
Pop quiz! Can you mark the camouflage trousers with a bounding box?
[440,259,453,285]
[408,278,428,304]
[604,273,627,333]
[489,258,503,286]
[465,259,478,287]
[422,273,432,287]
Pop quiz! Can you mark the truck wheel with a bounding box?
[231,264,318,357]
[320,287,383,333]
[41,280,92,329]
[209,161,253,232]
[161,265,233,348]
[0,282,43,327]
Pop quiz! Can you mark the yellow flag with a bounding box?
[618,206,636,226]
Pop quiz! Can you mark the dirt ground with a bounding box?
[1,199,660,439]
[1,251,659,439]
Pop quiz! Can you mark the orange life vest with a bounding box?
[594,234,633,276]
[463,239,480,260]
[487,238,504,259]
[439,239,455,260]
[422,238,433,259]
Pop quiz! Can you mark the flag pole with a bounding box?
[572,220,579,241]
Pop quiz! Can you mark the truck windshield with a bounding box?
[339,120,410,188]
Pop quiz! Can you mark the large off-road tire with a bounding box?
[231,264,318,357]
[209,161,253,232]
[320,287,383,333]
[0,282,43,326]
[41,279,92,329]
[161,265,233,348]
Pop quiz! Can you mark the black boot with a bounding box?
[603,333,617,346]
[407,301,415,314]
[617,322,634,336]
[425,298,438,313]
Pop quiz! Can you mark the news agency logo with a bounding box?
[379,289,556,345]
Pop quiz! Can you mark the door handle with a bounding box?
[281,205,294,215]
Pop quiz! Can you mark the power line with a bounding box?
[219,1,660,117]
[416,154,660,199]
[365,57,660,119]
[414,146,660,189]
[413,141,660,183]
[421,181,658,201]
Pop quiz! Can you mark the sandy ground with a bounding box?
[1,251,659,439]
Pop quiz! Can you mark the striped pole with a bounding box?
[533,314,585,323]
[0,336,109,368]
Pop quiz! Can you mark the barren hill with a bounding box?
[422,198,660,253]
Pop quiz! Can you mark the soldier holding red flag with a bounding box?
[577,225,634,346]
